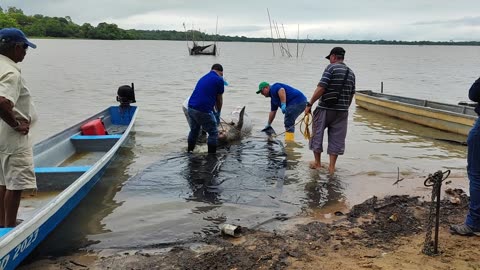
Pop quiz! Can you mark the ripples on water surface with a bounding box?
[21,40,476,257]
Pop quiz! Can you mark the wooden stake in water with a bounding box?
[296,24,299,58]
[267,8,275,56]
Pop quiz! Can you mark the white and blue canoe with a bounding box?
[0,104,137,270]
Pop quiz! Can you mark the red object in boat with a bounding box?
[81,119,106,135]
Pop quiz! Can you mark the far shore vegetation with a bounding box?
[1,6,479,46]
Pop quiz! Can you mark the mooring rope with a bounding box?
[272,113,312,140]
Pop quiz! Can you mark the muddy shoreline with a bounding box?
[20,191,480,270]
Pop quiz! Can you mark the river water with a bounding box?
[19,39,478,257]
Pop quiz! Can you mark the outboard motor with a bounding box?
[117,83,136,107]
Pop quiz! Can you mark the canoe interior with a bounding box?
[357,90,477,117]
[33,106,136,191]
[0,105,136,270]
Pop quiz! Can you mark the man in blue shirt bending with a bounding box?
[257,82,307,141]
[187,64,224,154]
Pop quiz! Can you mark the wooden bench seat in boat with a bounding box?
[34,166,91,191]
[0,228,13,237]
[70,134,122,152]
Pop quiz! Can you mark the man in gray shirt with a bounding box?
[304,47,356,174]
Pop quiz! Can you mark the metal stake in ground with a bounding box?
[422,170,450,256]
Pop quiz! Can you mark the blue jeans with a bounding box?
[284,102,307,132]
[187,107,218,146]
[466,118,480,229]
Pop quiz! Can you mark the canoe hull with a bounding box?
[355,90,477,136]
[0,164,108,270]
[0,105,137,270]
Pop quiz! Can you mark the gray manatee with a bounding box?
[182,100,252,145]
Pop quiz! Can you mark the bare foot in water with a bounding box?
[328,166,335,175]
[309,161,322,169]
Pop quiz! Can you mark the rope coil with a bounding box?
[272,113,312,141]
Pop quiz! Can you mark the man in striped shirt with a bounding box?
[304,47,356,174]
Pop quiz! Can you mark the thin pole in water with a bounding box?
[215,16,219,56]
[274,21,284,56]
[183,22,190,53]
[267,8,275,57]
[281,23,291,57]
[296,24,299,58]
[301,34,308,58]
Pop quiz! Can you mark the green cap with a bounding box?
[257,81,269,94]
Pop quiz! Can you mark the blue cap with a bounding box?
[0,28,37,49]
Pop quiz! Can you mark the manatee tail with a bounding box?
[237,106,246,130]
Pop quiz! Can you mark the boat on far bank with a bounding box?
[0,86,138,270]
[355,90,477,136]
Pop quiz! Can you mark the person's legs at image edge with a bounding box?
[451,119,480,235]
[466,119,480,230]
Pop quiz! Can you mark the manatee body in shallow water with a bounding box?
[217,106,252,145]
[182,100,252,145]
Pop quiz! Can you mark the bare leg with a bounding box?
[0,186,5,227]
[309,151,322,169]
[4,190,22,227]
[328,154,338,175]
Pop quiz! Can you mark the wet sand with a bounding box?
[19,180,479,270]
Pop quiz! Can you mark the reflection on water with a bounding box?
[184,153,225,204]
[344,106,467,177]
[304,172,345,210]
[124,137,287,206]
[24,134,137,259]
[353,107,466,157]
[284,140,303,185]
[82,136,308,250]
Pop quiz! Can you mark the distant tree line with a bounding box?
[1,6,479,45]
[0,6,134,39]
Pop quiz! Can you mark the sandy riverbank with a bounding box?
[19,190,480,270]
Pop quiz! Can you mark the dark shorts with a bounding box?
[309,108,349,155]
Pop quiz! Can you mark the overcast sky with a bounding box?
[2,0,480,41]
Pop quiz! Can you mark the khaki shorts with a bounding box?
[0,149,37,190]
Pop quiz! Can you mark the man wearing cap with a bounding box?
[187,63,224,154]
[257,82,307,141]
[304,47,356,174]
[0,28,38,227]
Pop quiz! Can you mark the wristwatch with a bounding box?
[306,102,312,107]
